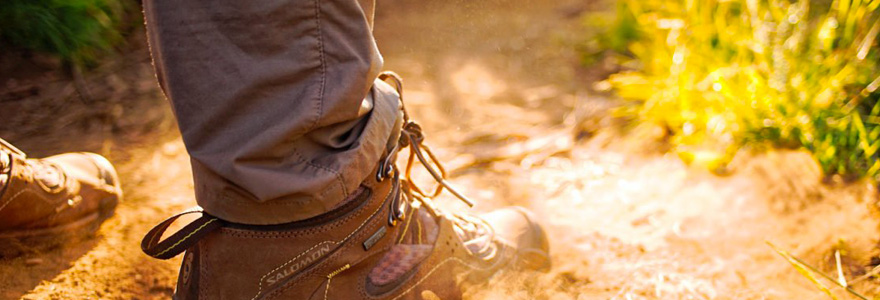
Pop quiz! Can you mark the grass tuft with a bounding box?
[603,0,880,180]
[0,0,132,65]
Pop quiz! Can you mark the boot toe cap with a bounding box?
[82,152,121,190]
[480,206,551,271]
[45,152,123,200]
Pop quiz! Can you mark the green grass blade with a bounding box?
[767,241,869,300]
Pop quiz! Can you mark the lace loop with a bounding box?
[378,71,409,123]
[377,71,476,209]
[141,208,222,260]
[394,119,474,207]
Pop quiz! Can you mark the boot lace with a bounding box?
[377,72,496,258]
[0,138,63,192]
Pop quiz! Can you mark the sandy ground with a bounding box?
[1,0,879,299]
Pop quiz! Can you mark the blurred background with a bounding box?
[0,0,879,299]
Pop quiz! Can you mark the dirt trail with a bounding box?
[1,0,879,299]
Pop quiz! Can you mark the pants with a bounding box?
[143,0,399,224]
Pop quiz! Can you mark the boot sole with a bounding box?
[0,195,119,258]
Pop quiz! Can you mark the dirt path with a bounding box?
[1,0,879,299]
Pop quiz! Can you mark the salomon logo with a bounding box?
[266,244,332,285]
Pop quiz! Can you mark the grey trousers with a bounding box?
[143,0,399,224]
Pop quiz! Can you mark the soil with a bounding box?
[1,0,879,299]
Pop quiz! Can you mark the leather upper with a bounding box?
[0,150,122,231]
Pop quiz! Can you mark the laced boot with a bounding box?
[0,138,123,258]
[141,72,550,300]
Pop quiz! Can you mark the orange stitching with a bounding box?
[251,184,393,300]
[324,264,350,300]
[250,241,337,300]
[396,205,417,244]
[0,189,27,212]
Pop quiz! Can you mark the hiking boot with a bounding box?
[0,138,123,258]
[141,72,551,299]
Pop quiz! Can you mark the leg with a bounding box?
[143,0,398,224]
[140,1,551,298]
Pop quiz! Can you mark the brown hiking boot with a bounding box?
[0,138,123,258]
[141,72,551,299]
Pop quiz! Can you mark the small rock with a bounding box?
[25,258,43,266]
[162,142,181,156]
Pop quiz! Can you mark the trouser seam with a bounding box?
[309,0,326,133]
[305,0,346,200]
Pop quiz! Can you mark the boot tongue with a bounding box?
[399,202,494,257]
[367,205,438,289]
[368,244,433,286]
[397,203,439,245]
